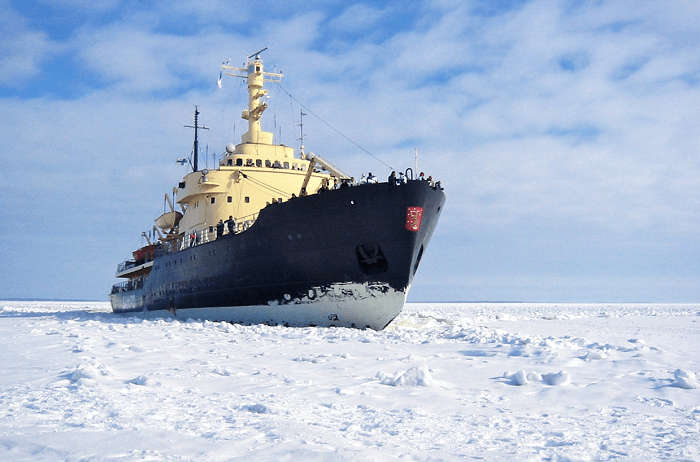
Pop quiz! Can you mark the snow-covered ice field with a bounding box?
[0,301,698,461]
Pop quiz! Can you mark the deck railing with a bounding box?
[111,277,144,294]
[177,212,259,251]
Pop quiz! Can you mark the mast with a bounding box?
[184,106,209,172]
[220,48,283,145]
[298,109,307,156]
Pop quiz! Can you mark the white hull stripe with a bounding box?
[119,282,408,330]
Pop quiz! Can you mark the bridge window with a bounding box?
[227,196,232,203]
[236,158,243,166]
[210,197,215,204]
[245,196,250,203]
[256,159,262,167]
[265,160,271,167]
[246,159,254,167]
[283,162,289,169]
[227,159,232,166]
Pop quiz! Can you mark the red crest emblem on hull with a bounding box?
[405,206,423,232]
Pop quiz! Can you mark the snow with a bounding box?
[672,369,698,390]
[0,301,698,461]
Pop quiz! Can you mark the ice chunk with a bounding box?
[506,370,529,386]
[241,403,270,414]
[62,366,95,384]
[579,350,607,361]
[378,366,433,386]
[671,369,697,389]
[542,371,570,386]
[127,375,148,385]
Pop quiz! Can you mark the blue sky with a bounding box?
[1,0,699,301]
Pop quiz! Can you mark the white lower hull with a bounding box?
[122,282,408,330]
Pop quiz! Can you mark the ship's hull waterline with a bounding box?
[111,181,445,330]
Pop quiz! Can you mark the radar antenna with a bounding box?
[184,106,209,172]
[248,47,268,59]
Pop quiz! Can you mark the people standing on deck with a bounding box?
[398,171,405,184]
[388,171,397,185]
[419,172,425,181]
[367,172,376,183]
[216,219,224,239]
[189,231,196,247]
[226,216,235,234]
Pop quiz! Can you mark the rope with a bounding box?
[241,172,293,198]
[275,82,395,171]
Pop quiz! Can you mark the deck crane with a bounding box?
[299,152,352,196]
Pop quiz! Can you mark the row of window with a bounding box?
[226,158,306,171]
[210,196,251,204]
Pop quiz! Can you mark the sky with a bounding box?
[0,0,699,302]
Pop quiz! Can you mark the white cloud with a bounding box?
[0,5,56,86]
[328,4,386,32]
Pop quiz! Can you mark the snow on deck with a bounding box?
[0,301,698,460]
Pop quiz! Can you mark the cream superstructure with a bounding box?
[173,54,346,241]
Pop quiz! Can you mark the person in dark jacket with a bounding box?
[226,216,235,234]
[388,171,397,185]
[216,219,224,239]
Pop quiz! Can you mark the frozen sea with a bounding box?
[0,301,698,461]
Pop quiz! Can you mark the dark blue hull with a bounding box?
[110,180,444,329]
